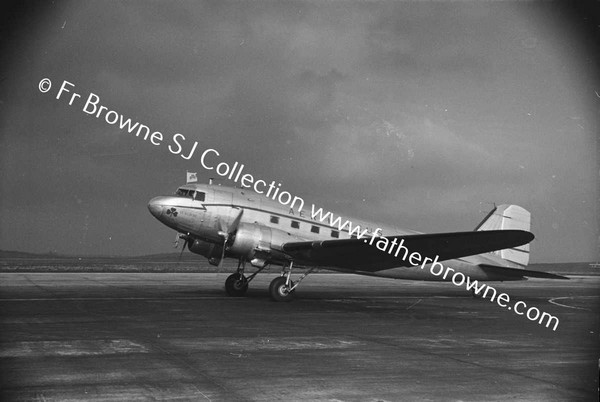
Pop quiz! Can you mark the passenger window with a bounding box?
[270,216,279,224]
[331,230,339,238]
[291,221,300,229]
[311,226,319,234]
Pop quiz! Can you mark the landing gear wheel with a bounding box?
[269,276,295,302]
[225,273,248,297]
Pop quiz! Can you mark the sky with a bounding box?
[0,1,598,263]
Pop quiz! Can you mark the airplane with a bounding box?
[147,181,567,301]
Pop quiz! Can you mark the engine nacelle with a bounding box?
[229,223,273,267]
[188,239,223,266]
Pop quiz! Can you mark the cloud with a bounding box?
[0,1,596,261]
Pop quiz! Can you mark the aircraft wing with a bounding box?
[281,230,534,272]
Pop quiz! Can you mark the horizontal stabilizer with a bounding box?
[282,230,534,272]
[478,264,569,280]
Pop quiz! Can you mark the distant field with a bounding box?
[0,254,598,275]
[0,254,330,273]
[0,257,229,273]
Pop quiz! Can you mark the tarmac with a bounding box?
[1,272,598,401]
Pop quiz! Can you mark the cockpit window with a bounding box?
[175,188,205,201]
[176,188,191,197]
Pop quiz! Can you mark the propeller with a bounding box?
[216,208,244,276]
[174,232,190,261]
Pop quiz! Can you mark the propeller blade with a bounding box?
[216,209,244,239]
[174,232,190,261]
[178,238,188,260]
[216,208,243,279]
[229,208,244,235]
[217,240,227,271]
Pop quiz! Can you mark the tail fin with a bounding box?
[475,204,531,266]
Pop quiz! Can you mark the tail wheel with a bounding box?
[225,273,248,297]
[269,276,295,302]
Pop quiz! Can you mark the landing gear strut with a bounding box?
[269,276,295,302]
[225,273,248,297]
[268,261,313,302]
[224,258,266,297]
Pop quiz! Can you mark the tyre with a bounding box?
[269,276,295,302]
[225,273,248,297]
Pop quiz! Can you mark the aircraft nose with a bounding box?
[147,197,164,219]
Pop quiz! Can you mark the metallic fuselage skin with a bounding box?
[148,183,524,282]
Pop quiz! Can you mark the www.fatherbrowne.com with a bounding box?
[310,205,560,331]
[40,79,559,331]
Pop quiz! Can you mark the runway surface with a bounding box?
[1,272,598,401]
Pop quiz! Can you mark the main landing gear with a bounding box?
[269,276,295,302]
[268,261,314,302]
[224,258,266,297]
[223,259,313,302]
[225,273,248,297]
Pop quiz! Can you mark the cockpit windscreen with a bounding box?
[175,188,205,201]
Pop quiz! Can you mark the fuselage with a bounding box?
[148,183,525,282]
